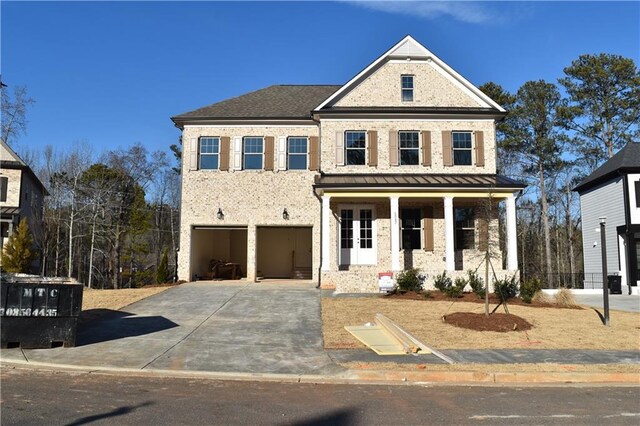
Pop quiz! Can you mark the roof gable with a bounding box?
[574,142,640,193]
[0,139,26,165]
[314,35,505,112]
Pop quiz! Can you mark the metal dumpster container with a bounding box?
[1,282,83,349]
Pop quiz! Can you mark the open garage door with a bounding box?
[190,226,247,280]
[257,227,312,279]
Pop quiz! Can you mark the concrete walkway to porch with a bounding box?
[1,281,342,375]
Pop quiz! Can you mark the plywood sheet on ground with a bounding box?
[344,325,407,355]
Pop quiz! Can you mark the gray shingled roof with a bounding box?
[172,85,340,121]
[574,142,640,193]
[314,173,525,189]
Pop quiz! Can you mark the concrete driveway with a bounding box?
[2,281,342,375]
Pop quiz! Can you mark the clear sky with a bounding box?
[2,1,639,160]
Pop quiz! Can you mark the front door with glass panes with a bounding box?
[339,205,376,265]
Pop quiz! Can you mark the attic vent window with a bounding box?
[401,75,414,102]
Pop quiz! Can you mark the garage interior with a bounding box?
[191,226,247,280]
[257,227,313,279]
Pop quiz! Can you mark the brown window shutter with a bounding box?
[367,130,378,166]
[219,137,230,171]
[423,206,434,251]
[442,131,453,166]
[389,131,398,166]
[308,136,319,171]
[421,131,431,167]
[477,217,489,252]
[264,136,274,171]
[475,131,485,167]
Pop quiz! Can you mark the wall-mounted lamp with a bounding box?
[217,208,224,220]
[282,208,289,220]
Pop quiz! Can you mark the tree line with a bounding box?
[2,52,638,289]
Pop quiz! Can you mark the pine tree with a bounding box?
[155,247,171,284]
[1,218,36,273]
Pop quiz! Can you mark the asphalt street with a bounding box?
[2,367,639,425]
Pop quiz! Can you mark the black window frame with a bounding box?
[0,176,7,202]
[401,208,422,250]
[454,207,475,250]
[635,180,640,208]
[452,131,473,166]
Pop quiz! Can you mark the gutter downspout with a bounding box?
[621,170,633,295]
[312,112,323,289]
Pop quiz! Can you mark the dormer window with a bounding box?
[401,75,414,102]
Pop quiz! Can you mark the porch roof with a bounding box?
[313,173,525,191]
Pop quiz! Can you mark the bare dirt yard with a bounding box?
[80,286,172,321]
[322,297,640,351]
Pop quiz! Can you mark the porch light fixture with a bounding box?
[282,208,289,220]
[217,208,224,220]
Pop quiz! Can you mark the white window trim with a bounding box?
[452,130,474,166]
[286,136,309,171]
[398,130,420,167]
[401,74,414,102]
[242,136,264,171]
[344,130,368,167]
[198,137,220,171]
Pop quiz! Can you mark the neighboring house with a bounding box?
[172,36,525,292]
[0,139,48,271]
[574,141,640,295]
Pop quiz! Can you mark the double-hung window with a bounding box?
[199,137,219,170]
[452,131,472,165]
[243,137,263,170]
[401,75,414,102]
[287,137,307,170]
[345,131,366,165]
[399,131,419,165]
[401,208,421,250]
[454,207,475,249]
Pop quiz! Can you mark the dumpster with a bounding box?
[607,275,622,295]
[1,282,83,349]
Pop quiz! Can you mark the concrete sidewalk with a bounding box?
[573,294,640,313]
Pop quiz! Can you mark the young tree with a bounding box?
[156,247,171,284]
[1,218,36,273]
[558,53,640,167]
[504,80,566,287]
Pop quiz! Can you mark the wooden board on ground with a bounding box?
[344,325,407,355]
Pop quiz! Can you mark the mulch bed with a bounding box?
[443,312,533,332]
[385,290,581,309]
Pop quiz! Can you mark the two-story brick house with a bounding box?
[172,36,524,292]
[1,139,48,272]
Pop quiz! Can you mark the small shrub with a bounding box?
[532,290,552,305]
[493,275,519,302]
[433,271,452,293]
[520,278,542,304]
[467,270,485,299]
[422,290,433,299]
[396,268,422,293]
[554,288,578,308]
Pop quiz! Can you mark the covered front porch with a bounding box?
[314,174,525,293]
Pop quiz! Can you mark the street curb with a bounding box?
[2,359,639,386]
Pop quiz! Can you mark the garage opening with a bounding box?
[257,226,312,280]
[191,226,247,280]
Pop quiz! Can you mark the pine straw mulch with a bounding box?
[442,312,533,332]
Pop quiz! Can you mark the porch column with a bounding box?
[321,195,331,271]
[444,196,455,271]
[506,193,518,270]
[390,196,400,271]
